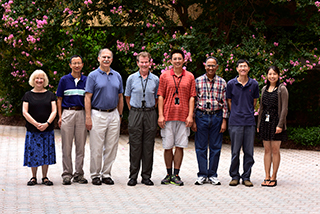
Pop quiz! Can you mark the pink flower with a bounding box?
[53,71,57,75]
[274,42,279,47]
[252,35,255,39]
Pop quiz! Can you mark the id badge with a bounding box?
[206,102,211,110]
[265,114,270,122]
[141,100,146,108]
[175,97,180,105]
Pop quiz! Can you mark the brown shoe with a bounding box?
[229,179,239,186]
[242,180,253,187]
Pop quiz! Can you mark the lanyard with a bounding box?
[172,75,183,97]
[140,73,149,100]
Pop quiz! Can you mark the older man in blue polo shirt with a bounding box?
[125,52,159,186]
[227,59,259,187]
[57,55,88,185]
[85,48,124,185]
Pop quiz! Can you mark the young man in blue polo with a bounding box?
[227,59,259,187]
[57,55,88,185]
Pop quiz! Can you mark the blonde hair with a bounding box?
[28,69,49,87]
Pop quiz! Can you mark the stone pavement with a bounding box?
[0,125,319,214]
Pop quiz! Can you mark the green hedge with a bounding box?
[288,126,320,146]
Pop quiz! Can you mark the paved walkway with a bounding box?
[0,125,319,213]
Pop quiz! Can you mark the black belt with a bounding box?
[197,109,222,115]
[131,106,155,111]
[63,106,84,110]
[92,107,116,112]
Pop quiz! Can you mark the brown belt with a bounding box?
[92,107,116,112]
[63,106,84,110]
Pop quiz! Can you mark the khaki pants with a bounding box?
[61,109,87,179]
[89,109,120,179]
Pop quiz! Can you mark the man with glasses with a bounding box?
[125,52,159,186]
[85,48,124,185]
[226,59,259,187]
[158,49,196,186]
[57,55,88,185]
[192,56,228,185]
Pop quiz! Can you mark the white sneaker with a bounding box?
[195,176,207,185]
[208,177,221,185]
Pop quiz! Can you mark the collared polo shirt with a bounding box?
[195,74,228,118]
[157,68,196,122]
[85,67,123,110]
[56,73,87,108]
[226,76,259,126]
[124,71,159,108]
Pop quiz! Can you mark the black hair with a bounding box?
[236,59,250,67]
[205,56,219,65]
[69,55,83,64]
[266,65,280,88]
[170,49,185,60]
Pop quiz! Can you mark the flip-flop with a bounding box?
[261,179,270,187]
[267,180,277,187]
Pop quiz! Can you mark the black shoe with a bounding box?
[127,178,137,186]
[92,177,101,185]
[141,178,154,186]
[27,177,37,186]
[102,177,114,185]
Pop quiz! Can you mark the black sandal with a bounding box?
[42,177,53,186]
[261,179,270,187]
[268,180,277,187]
[27,177,37,186]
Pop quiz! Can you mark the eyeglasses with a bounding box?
[206,65,217,68]
[71,63,83,65]
[238,65,248,69]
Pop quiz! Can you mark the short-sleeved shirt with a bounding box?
[85,67,123,110]
[124,71,159,108]
[157,68,196,122]
[56,73,87,108]
[226,76,259,126]
[195,74,228,118]
[22,90,57,132]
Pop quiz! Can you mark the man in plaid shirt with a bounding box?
[192,56,228,185]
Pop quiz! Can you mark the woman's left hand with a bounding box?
[275,127,282,134]
[37,123,49,132]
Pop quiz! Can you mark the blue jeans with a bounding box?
[195,110,223,178]
[228,125,255,181]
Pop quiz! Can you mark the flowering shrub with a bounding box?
[0,0,319,117]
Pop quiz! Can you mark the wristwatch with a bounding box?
[119,115,123,118]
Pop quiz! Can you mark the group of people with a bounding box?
[22,48,289,188]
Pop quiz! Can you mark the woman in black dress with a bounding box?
[257,66,288,187]
[22,69,57,186]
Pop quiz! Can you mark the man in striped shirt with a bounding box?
[192,56,228,185]
[57,55,88,185]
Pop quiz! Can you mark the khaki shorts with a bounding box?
[160,121,190,149]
